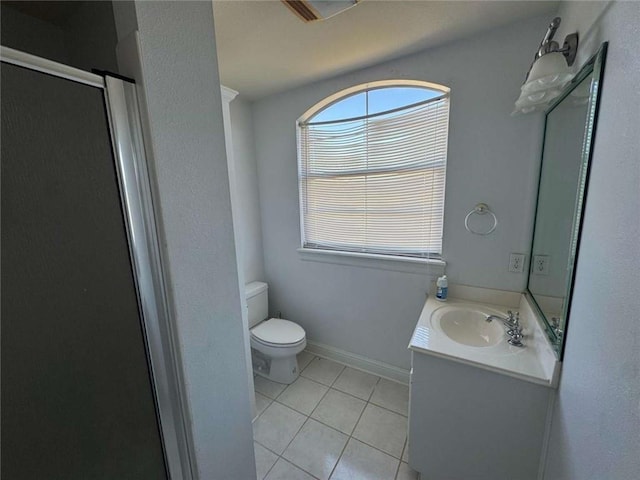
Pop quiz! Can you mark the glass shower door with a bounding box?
[1,62,169,479]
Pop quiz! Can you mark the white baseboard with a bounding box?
[305,341,410,385]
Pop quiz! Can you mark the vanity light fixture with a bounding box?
[513,17,579,115]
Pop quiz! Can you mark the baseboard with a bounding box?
[305,341,410,385]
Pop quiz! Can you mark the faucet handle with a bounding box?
[508,334,525,347]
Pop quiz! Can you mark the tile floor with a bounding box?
[253,351,418,480]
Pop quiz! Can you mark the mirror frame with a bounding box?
[526,42,608,359]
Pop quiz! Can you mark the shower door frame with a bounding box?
[0,46,194,480]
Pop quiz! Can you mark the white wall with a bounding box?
[230,97,266,283]
[252,16,548,369]
[542,2,640,478]
[114,2,255,478]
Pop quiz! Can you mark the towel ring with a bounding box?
[465,203,498,235]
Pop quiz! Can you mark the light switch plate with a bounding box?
[509,253,525,273]
[532,255,550,275]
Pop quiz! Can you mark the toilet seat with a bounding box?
[251,318,305,346]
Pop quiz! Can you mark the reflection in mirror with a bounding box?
[527,44,607,358]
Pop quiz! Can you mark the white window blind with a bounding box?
[298,88,450,258]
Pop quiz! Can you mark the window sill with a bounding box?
[297,247,446,274]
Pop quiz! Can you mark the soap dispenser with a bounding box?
[436,275,448,301]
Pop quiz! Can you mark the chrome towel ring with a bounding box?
[465,203,498,235]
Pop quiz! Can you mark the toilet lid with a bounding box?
[251,318,305,345]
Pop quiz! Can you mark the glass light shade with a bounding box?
[512,87,564,115]
[522,52,573,93]
[513,52,574,115]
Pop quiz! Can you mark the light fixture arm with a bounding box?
[537,16,562,56]
[525,17,579,82]
[535,17,578,66]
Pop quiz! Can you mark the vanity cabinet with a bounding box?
[408,351,552,480]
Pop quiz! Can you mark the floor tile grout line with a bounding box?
[298,354,317,376]
[272,395,324,418]
[331,374,398,478]
[367,400,409,418]
[256,390,408,462]
[278,456,321,480]
[269,359,339,417]
[327,391,370,480]
[346,433,405,462]
[399,438,412,479]
[286,358,348,479]
[351,390,407,461]
[256,437,322,480]
[255,354,410,478]
[259,447,278,480]
[254,438,285,459]
[304,360,347,423]
[333,367,381,402]
[280,416,325,479]
[319,359,409,414]
[252,397,274,423]
[394,438,408,480]
[255,413,406,477]
[304,352,409,388]
[254,355,326,478]
[369,377,410,415]
[254,384,286,402]
[288,360,348,479]
[256,399,407,460]
[282,412,310,453]
[307,376,339,419]
[400,437,408,462]
[303,350,409,389]
[275,379,330,415]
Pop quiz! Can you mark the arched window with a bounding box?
[297,80,450,259]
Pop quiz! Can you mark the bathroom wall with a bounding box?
[230,97,266,283]
[113,2,256,478]
[252,15,548,370]
[542,1,640,478]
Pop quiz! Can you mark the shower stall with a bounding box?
[1,47,192,479]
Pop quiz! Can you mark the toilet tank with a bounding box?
[245,281,268,328]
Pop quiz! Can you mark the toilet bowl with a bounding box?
[245,282,307,384]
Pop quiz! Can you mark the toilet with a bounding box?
[245,281,306,384]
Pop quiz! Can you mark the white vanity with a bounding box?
[407,285,559,480]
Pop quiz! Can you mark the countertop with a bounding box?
[409,292,560,387]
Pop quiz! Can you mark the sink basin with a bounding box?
[434,306,504,347]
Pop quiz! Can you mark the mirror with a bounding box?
[527,44,607,358]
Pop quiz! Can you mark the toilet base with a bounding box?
[252,348,300,384]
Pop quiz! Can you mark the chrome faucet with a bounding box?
[486,311,525,347]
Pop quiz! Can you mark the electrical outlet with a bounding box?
[509,253,525,273]
[533,255,550,275]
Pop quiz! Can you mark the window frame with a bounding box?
[297,80,450,265]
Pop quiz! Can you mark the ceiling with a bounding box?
[212,0,558,100]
